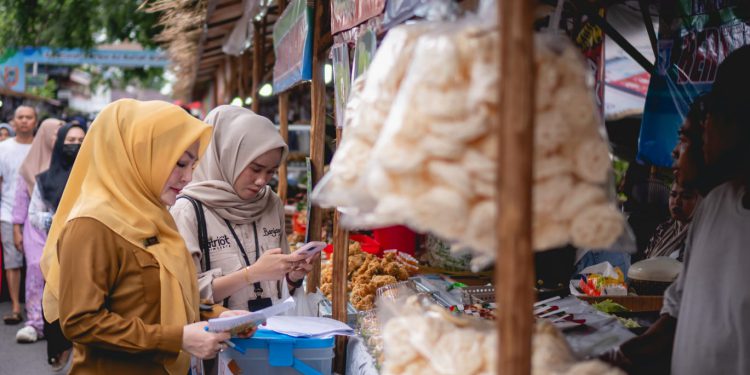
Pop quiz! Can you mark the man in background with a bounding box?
[0,105,36,324]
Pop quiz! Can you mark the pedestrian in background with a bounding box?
[0,105,36,325]
[0,123,15,142]
[12,118,63,343]
[33,122,86,370]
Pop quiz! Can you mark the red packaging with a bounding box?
[373,225,416,256]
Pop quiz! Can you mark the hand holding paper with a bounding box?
[207,297,296,336]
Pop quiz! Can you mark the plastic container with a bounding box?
[218,330,334,375]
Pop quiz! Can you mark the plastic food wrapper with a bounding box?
[282,287,325,317]
[570,262,628,297]
[314,22,633,271]
[377,294,625,375]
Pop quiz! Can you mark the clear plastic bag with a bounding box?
[315,22,633,270]
[533,33,635,255]
[349,22,500,267]
[311,23,438,215]
[377,294,496,375]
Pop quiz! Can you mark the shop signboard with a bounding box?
[0,47,167,92]
[331,0,386,34]
[273,0,314,93]
[638,1,750,167]
[26,74,48,88]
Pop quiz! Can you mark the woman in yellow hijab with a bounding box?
[40,99,231,374]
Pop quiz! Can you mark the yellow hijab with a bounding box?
[40,99,212,375]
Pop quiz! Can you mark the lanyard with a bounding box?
[224,219,264,299]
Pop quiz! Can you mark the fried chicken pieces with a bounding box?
[321,241,415,310]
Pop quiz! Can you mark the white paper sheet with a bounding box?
[259,316,355,338]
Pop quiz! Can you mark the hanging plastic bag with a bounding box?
[311,22,438,214]
[532,33,633,254]
[282,288,325,317]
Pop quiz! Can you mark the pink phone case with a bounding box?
[297,241,327,262]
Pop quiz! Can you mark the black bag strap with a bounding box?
[225,219,265,299]
[249,223,281,299]
[178,196,211,270]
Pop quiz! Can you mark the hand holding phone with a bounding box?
[295,241,327,263]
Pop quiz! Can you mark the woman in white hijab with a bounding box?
[171,106,311,312]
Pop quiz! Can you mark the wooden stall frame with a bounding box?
[496,0,536,374]
[278,92,290,203]
[252,19,263,113]
[331,128,350,373]
[277,0,289,204]
[306,0,332,294]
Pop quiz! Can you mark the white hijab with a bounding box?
[181,106,288,224]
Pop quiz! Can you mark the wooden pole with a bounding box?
[252,20,263,113]
[306,0,331,294]
[496,0,536,374]
[277,0,289,204]
[278,92,290,203]
[331,127,350,373]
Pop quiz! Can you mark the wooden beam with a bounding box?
[278,92,290,203]
[203,37,227,52]
[306,0,331,295]
[202,47,224,58]
[200,54,225,69]
[197,67,216,76]
[332,126,349,375]
[206,24,234,39]
[252,20,263,113]
[208,1,243,25]
[497,0,535,375]
[203,44,223,55]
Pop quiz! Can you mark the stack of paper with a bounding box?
[207,297,296,333]
[260,316,355,338]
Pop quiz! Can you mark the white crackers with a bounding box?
[312,26,625,268]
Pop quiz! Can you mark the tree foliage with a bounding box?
[0,0,166,90]
[0,0,162,50]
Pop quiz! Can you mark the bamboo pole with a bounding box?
[277,0,289,204]
[252,20,263,113]
[306,0,331,294]
[496,0,536,374]
[278,92,290,203]
[331,127,350,373]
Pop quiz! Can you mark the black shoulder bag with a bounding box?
[178,196,211,269]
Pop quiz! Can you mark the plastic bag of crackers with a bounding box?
[315,21,634,271]
[378,295,626,375]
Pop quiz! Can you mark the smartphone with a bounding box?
[296,241,327,262]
